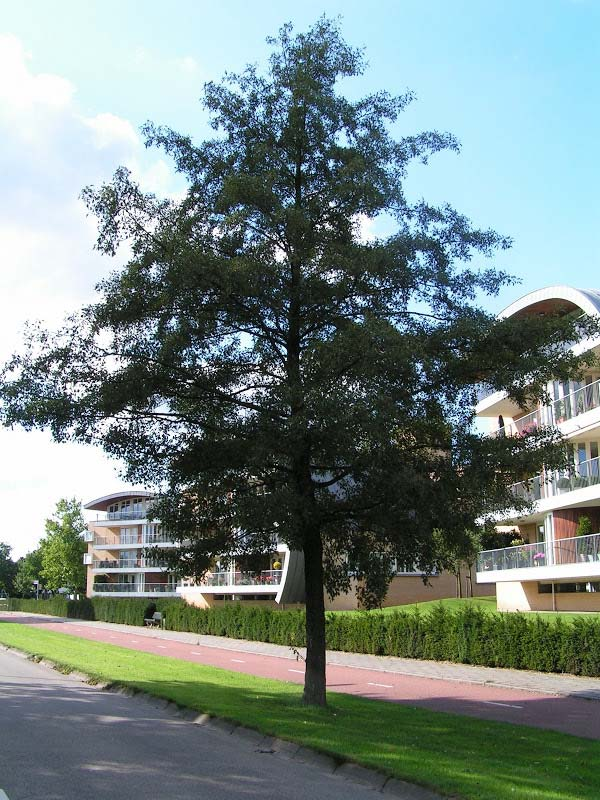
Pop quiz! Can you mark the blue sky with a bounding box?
[1,0,599,556]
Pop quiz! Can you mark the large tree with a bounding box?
[39,498,87,594]
[0,19,595,704]
[0,542,17,595]
[13,548,44,598]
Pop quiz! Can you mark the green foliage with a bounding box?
[0,541,17,595]
[39,498,87,593]
[13,548,44,597]
[576,515,593,537]
[9,596,600,677]
[2,18,598,705]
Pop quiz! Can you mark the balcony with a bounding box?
[554,380,600,424]
[105,509,148,520]
[92,558,168,570]
[477,532,600,584]
[94,533,140,547]
[509,457,600,505]
[92,582,177,594]
[493,408,545,438]
[93,533,175,548]
[201,569,283,588]
[489,379,600,438]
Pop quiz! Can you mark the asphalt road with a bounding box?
[0,648,409,800]
[5,613,600,740]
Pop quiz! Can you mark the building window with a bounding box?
[539,582,600,594]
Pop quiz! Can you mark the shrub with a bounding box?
[6,596,600,678]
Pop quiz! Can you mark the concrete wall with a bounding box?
[553,508,600,540]
[497,580,600,612]
[326,568,492,611]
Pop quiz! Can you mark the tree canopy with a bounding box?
[39,498,87,594]
[0,542,17,595]
[13,548,44,598]
[1,18,596,704]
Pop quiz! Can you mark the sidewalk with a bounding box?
[6,610,600,701]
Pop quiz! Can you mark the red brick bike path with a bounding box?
[2,611,600,740]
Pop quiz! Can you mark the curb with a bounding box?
[0,643,447,799]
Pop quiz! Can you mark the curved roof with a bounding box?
[499,286,600,320]
[84,489,154,511]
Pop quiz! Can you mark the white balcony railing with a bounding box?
[92,582,177,593]
[105,509,148,520]
[510,456,600,504]
[200,569,283,588]
[477,531,600,573]
[93,533,174,547]
[92,558,168,570]
[94,533,140,546]
[491,379,600,438]
[554,380,600,424]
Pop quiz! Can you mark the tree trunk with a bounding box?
[455,570,462,598]
[465,565,473,598]
[302,529,326,706]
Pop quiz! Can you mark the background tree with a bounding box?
[432,529,482,599]
[13,548,44,598]
[39,498,87,594]
[0,542,17,595]
[1,19,596,705]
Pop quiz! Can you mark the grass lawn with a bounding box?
[0,622,598,800]
[332,596,600,624]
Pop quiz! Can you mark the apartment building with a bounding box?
[84,491,179,597]
[85,490,481,608]
[475,286,600,612]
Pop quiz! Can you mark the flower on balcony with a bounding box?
[533,552,545,563]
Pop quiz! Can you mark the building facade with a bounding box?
[476,286,600,612]
[85,491,179,598]
[85,490,484,608]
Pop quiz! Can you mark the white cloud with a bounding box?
[174,55,200,75]
[84,112,139,150]
[0,34,74,115]
[355,213,377,243]
[0,35,180,560]
[130,45,203,81]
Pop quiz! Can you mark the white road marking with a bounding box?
[156,645,167,649]
[288,669,304,674]
[367,681,393,689]
[130,640,139,643]
[190,651,203,655]
[231,658,245,663]
[0,789,11,799]
[482,701,524,709]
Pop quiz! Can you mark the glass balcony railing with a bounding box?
[92,582,177,593]
[201,569,283,587]
[94,534,141,546]
[490,379,600,438]
[105,509,148,520]
[477,531,600,573]
[553,380,600,424]
[92,558,169,570]
[510,457,600,503]
[93,533,175,547]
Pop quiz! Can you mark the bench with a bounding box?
[144,611,164,628]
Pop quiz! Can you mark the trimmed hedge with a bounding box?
[7,596,600,677]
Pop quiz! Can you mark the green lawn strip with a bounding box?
[0,623,597,800]
[334,596,600,624]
